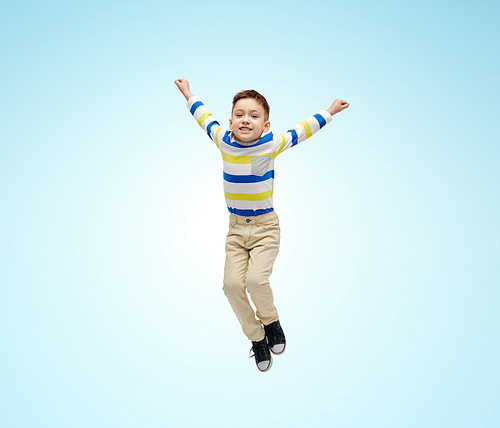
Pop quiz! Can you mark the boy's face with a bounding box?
[229,98,270,143]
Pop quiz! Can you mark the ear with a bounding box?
[264,121,270,133]
[229,118,233,130]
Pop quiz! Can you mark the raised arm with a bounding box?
[275,99,349,156]
[174,78,227,146]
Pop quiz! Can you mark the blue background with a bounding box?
[1,1,499,427]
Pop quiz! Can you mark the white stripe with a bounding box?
[295,123,306,142]
[219,140,278,157]
[318,110,333,125]
[186,96,202,110]
[222,162,253,175]
[226,199,274,210]
[224,179,274,194]
[308,117,321,134]
[222,159,276,176]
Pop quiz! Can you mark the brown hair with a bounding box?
[232,90,270,121]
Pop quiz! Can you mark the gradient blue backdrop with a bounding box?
[1,1,499,427]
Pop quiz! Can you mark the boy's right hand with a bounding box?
[174,78,193,101]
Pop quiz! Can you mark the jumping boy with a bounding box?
[174,78,349,372]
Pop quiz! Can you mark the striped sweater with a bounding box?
[187,96,332,216]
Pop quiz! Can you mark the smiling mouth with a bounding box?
[239,127,252,132]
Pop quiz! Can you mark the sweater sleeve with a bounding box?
[275,110,332,156]
[186,96,227,149]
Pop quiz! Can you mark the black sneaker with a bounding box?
[264,320,286,355]
[250,338,273,372]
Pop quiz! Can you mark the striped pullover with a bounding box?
[187,96,332,217]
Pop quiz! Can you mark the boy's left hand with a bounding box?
[328,99,349,116]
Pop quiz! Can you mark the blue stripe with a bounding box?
[224,170,275,183]
[228,207,274,217]
[257,133,274,145]
[222,131,231,145]
[288,129,298,147]
[190,101,203,115]
[222,132,274,148]
[206,121,220,140]
[314,113,326,129]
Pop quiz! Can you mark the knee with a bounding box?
[223,273,244,297]
[245,271,267,292]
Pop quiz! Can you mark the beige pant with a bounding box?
[223,211,280,342]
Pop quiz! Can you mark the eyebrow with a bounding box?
[234,109,261,114]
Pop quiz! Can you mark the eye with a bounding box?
[252,115,258,119]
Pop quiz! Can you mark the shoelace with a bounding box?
[265,323,284,346]
[249,341,269,362]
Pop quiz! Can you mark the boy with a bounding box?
[174,78,349,372]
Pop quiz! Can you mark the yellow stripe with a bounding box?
[300,120,312,139]
[224,190,273,201]
[221,152,251,164]
[198,111,211,127]
[214,128,221,149]
[221,151,277,164]
[277,134,287,155]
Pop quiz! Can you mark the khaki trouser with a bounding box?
[223,211,281,342]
